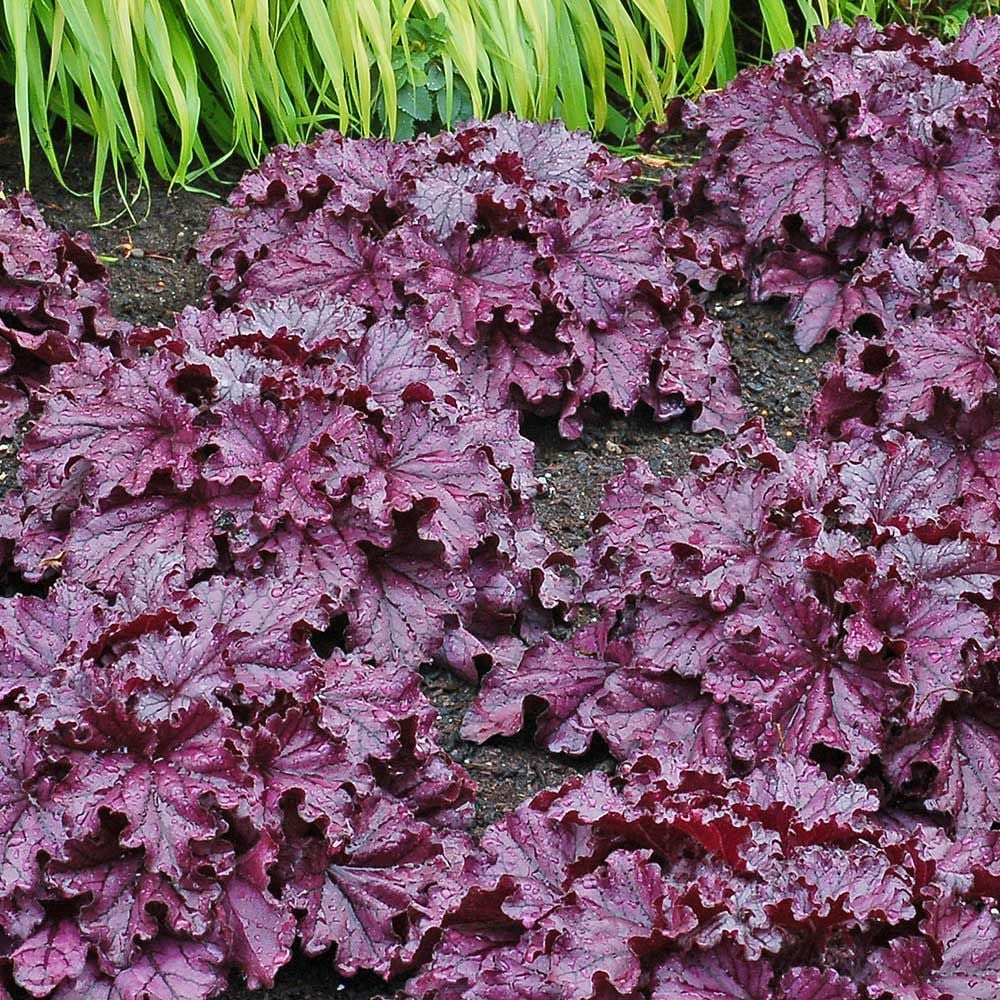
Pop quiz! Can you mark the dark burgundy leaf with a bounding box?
[218,835,296,990]
[876,131,1000,240]
[538,200,668,328]
[22,354,201,501]
[0,713,61,896]
[385,227,539,341]
[293,794,458,976]
[730,101,872,242]
[650,944,773,999]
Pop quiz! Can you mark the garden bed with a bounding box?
[4,20,1000,1000]
[0,134,830,1000]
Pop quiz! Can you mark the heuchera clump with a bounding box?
[5,297,567,672]
[0,576,475,998]
[468,422,1000,836]
[196,115,744,437]
[0,276,568,994]
[0,192,122,437]
[809,226,1000,502]
[408,756,1000,999]
[648,16,1000,352]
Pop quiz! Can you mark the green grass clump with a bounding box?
[0,0,992,213]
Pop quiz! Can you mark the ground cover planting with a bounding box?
[1,16,1000,1000]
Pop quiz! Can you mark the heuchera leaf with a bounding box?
[727,100,873,244]
[292,794,465,977]
[538,200,669,328]
[864,897,1000,1000]
[21,353,202,501]
[650,944,774,999]
[875,130,999,239]
[11,920,88,997]
[217,833,296,990]
[807,242,1000,541]
[105,936,227,1000]
[383,227,539,341]
[0,713,61,897]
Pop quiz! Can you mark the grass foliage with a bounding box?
[0,0,992,210]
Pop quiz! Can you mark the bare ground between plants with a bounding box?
[0,142,832,1000]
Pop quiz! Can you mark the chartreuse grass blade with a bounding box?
[561,0,607,130]
[417,0,489,118]
[758,0,796,50]
[2,0,33,186]
[1,0,975,211]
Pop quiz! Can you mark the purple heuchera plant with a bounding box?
[0,192,122,437]
[650,17,1000,352]
[196,116,744,437]
[407,754,1000,999]
[4,297,568,673]
[0,576,474,999]
[468,422,1000,835]
[809,227,1000,506]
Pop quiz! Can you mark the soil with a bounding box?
[0,138,831,1000]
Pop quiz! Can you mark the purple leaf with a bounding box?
[538,200,667,328]
[62,489,233,594]
[757,251,886,351]
[385,227,539,341]
[591,664,729,764]
[252,705,357,826]
[0,583,104,706]
[61,704,250,878]
[865,898,1000,1000]
[11,920,88,998]
[204,397,335,529]
[0,713,61,896]
[353,402,505,557]
[888,702,1000,832]
[876,131,1000,239]
[472,114,633,197]
[778,967,859,999]
[238,214,387,309]
[22,354,201,501]
[840,578,987,726]
[110,936,226,1000]
[650,944,774,999]
[218,834,296,990]
[47,847,163,969]
[730,100,872,242]
[546,850,696,995]
[293,794,456,976]
[349,542,474,664]
[462,625,621,754]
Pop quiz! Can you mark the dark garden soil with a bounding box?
[0,139,832,1000]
